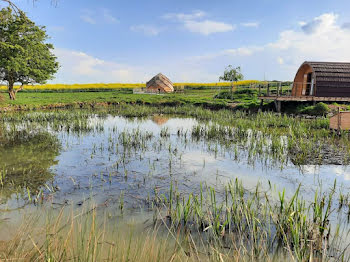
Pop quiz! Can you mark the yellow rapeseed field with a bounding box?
[0,80,262,91]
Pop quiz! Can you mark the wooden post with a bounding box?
[338,107,341,131]
[267,83,270,96]
[276,101,281,112]
[279,82,282,96]
[258,85,261,96]
[277,82,281,97]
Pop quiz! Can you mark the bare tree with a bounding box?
[1,0,58,9]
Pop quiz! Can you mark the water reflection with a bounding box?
[0,131,60,202]
[1,111,350,210]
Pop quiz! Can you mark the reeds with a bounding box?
[152,179,350,261]
[1,179,349,261]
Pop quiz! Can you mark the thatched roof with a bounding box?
[302,62,350,96]
[146,73,174,93]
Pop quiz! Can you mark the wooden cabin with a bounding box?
[292,61,350,97]
[146,73,174,93]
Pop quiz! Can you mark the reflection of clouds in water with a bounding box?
[163,118,199,133]
[299,165,320,175]
[300,165,350,182]
[333,166,350,181]
[100,115,199,134]
[182,151,219,172]
[181,151,273,191]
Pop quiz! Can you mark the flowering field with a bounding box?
[0,80,262,91]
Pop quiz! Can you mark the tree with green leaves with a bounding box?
[219,65,244,93]
[0,7,59,100]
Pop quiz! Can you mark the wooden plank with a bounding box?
[258,96,350,102]
[330,114,339,129]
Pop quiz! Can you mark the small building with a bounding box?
[292,61,350,97]
[146,73,174,93]
[259,61,350,112]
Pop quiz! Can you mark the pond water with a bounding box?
[1,110,350,242]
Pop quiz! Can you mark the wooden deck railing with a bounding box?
[258,82,314,97]
[257,82,293,97]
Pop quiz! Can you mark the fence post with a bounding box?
[258,84,261,96]
[267,83,270,96]
[278,82,281,96]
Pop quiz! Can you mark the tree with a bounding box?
[219,65,244,94]
[0,7,59,100]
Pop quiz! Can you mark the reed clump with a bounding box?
[152,180,349,261]
[1,180,349,261]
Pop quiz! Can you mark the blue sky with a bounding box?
[5,0,350,83]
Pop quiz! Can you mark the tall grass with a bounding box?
[1,180,350,261]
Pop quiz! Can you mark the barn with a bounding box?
[292,61,350,97]
[146,73,174,93]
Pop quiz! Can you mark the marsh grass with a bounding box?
[152,180,350,261]
[1,180,350,261]
[1,105,350,261]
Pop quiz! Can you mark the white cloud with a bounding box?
[51,48,222,83]
[101,8,119,24]
[184,20,235,35]
[225,47,262,56]
[53,48,152,83]
[130,25,163,36]
[80,9,96,25]
[241,22,260,28]
[187,12,350,80]
[162,10,206,21]
[300,13,337,34]
[189,46,262,61]
[80,8,118,25]
[268,13,350,65]
[162,10,234,35]
[52,13,350,83]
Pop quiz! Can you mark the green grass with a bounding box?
[1,179,349,261]
[0,89,232,110]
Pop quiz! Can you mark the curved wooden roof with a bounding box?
[303,61,350,86]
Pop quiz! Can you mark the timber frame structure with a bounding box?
[259,61,350,112]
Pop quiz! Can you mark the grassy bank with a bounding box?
[0,89,234,111]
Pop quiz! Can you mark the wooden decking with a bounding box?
[259,96,350,102]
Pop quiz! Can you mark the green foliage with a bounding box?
[0,7,59,99]
[300,102,330,116]
[214,88,258,101]
[219,65,243,84]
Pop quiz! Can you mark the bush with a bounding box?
[214,89,258,100]
[300,102,329,116]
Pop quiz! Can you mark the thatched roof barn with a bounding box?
[146,73,174,93]
[292,61,350,97]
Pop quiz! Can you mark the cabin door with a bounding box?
[304,73,313,96]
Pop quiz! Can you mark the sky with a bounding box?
[4,0,350,83]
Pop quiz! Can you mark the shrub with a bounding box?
[300,102,329,116]
[214,89,258,100]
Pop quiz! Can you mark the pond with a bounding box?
[1,106,350,260]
